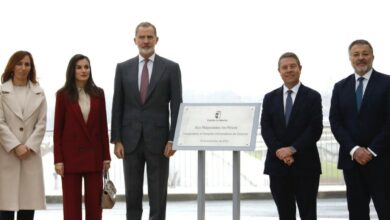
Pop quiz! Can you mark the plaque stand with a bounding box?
[197,150,241,220]
[198,151,205,220]
[173,103,261,220]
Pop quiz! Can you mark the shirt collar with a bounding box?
[355,68,373,81]
[139,54,155,63]
[283,82,301,94]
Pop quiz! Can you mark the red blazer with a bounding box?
[53,89,110,173]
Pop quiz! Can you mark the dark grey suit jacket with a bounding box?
[111,54,182,154]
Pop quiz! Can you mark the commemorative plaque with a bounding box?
[173,103,260,151]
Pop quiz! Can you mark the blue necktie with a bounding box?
[356,77,364,111]
[285,90,293,125]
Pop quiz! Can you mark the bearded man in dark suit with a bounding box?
[111,22,182,220]
[329,39,390,220]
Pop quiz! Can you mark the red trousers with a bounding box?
[61,172,102,220]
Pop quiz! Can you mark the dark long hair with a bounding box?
[1,51,37,83]
[57,54,102,101]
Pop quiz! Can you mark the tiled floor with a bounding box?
[35,198,378,219]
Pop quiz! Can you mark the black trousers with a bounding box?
[123,136,169,220]
[269,174,320,220]
[343,160,390,220]
[0,210,34,220]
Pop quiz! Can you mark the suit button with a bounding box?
[19,127,24,131]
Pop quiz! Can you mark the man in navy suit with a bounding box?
[329,39,390,220]
[261,52,323,220]
[111,22,182,220]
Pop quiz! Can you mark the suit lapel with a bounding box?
[1,81,23,120]
[129,57,142,105]
[288,85,306,126]
[86,96,98,128]
[70,98,92,140]
[275,87,286,126]
[345,75,359,115]
[23,81,44,120]
[146,55,165,102]
[359,70,377,113]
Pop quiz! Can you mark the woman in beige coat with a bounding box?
[0,51,47,220]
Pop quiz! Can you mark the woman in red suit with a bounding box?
[53,54,110,220]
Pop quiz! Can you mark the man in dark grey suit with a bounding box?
[329,39,390,220]
[111,22,182,220]
[261,52,322,220]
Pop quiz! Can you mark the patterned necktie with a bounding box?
[285,90,293,125]
[356,77,364,111]
[140,59,149,104]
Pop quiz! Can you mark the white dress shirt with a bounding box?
[350,69,377,158]
[138,54,155,90]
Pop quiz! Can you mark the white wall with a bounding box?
[1,0,390,126]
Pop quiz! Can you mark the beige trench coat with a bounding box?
[0,80,47,210]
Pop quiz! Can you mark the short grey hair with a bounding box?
[348,39,373,54]
[135,22,157,36]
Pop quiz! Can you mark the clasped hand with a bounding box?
[353,147,372,166]
[14,144,31,160]
[276,146,294,166]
